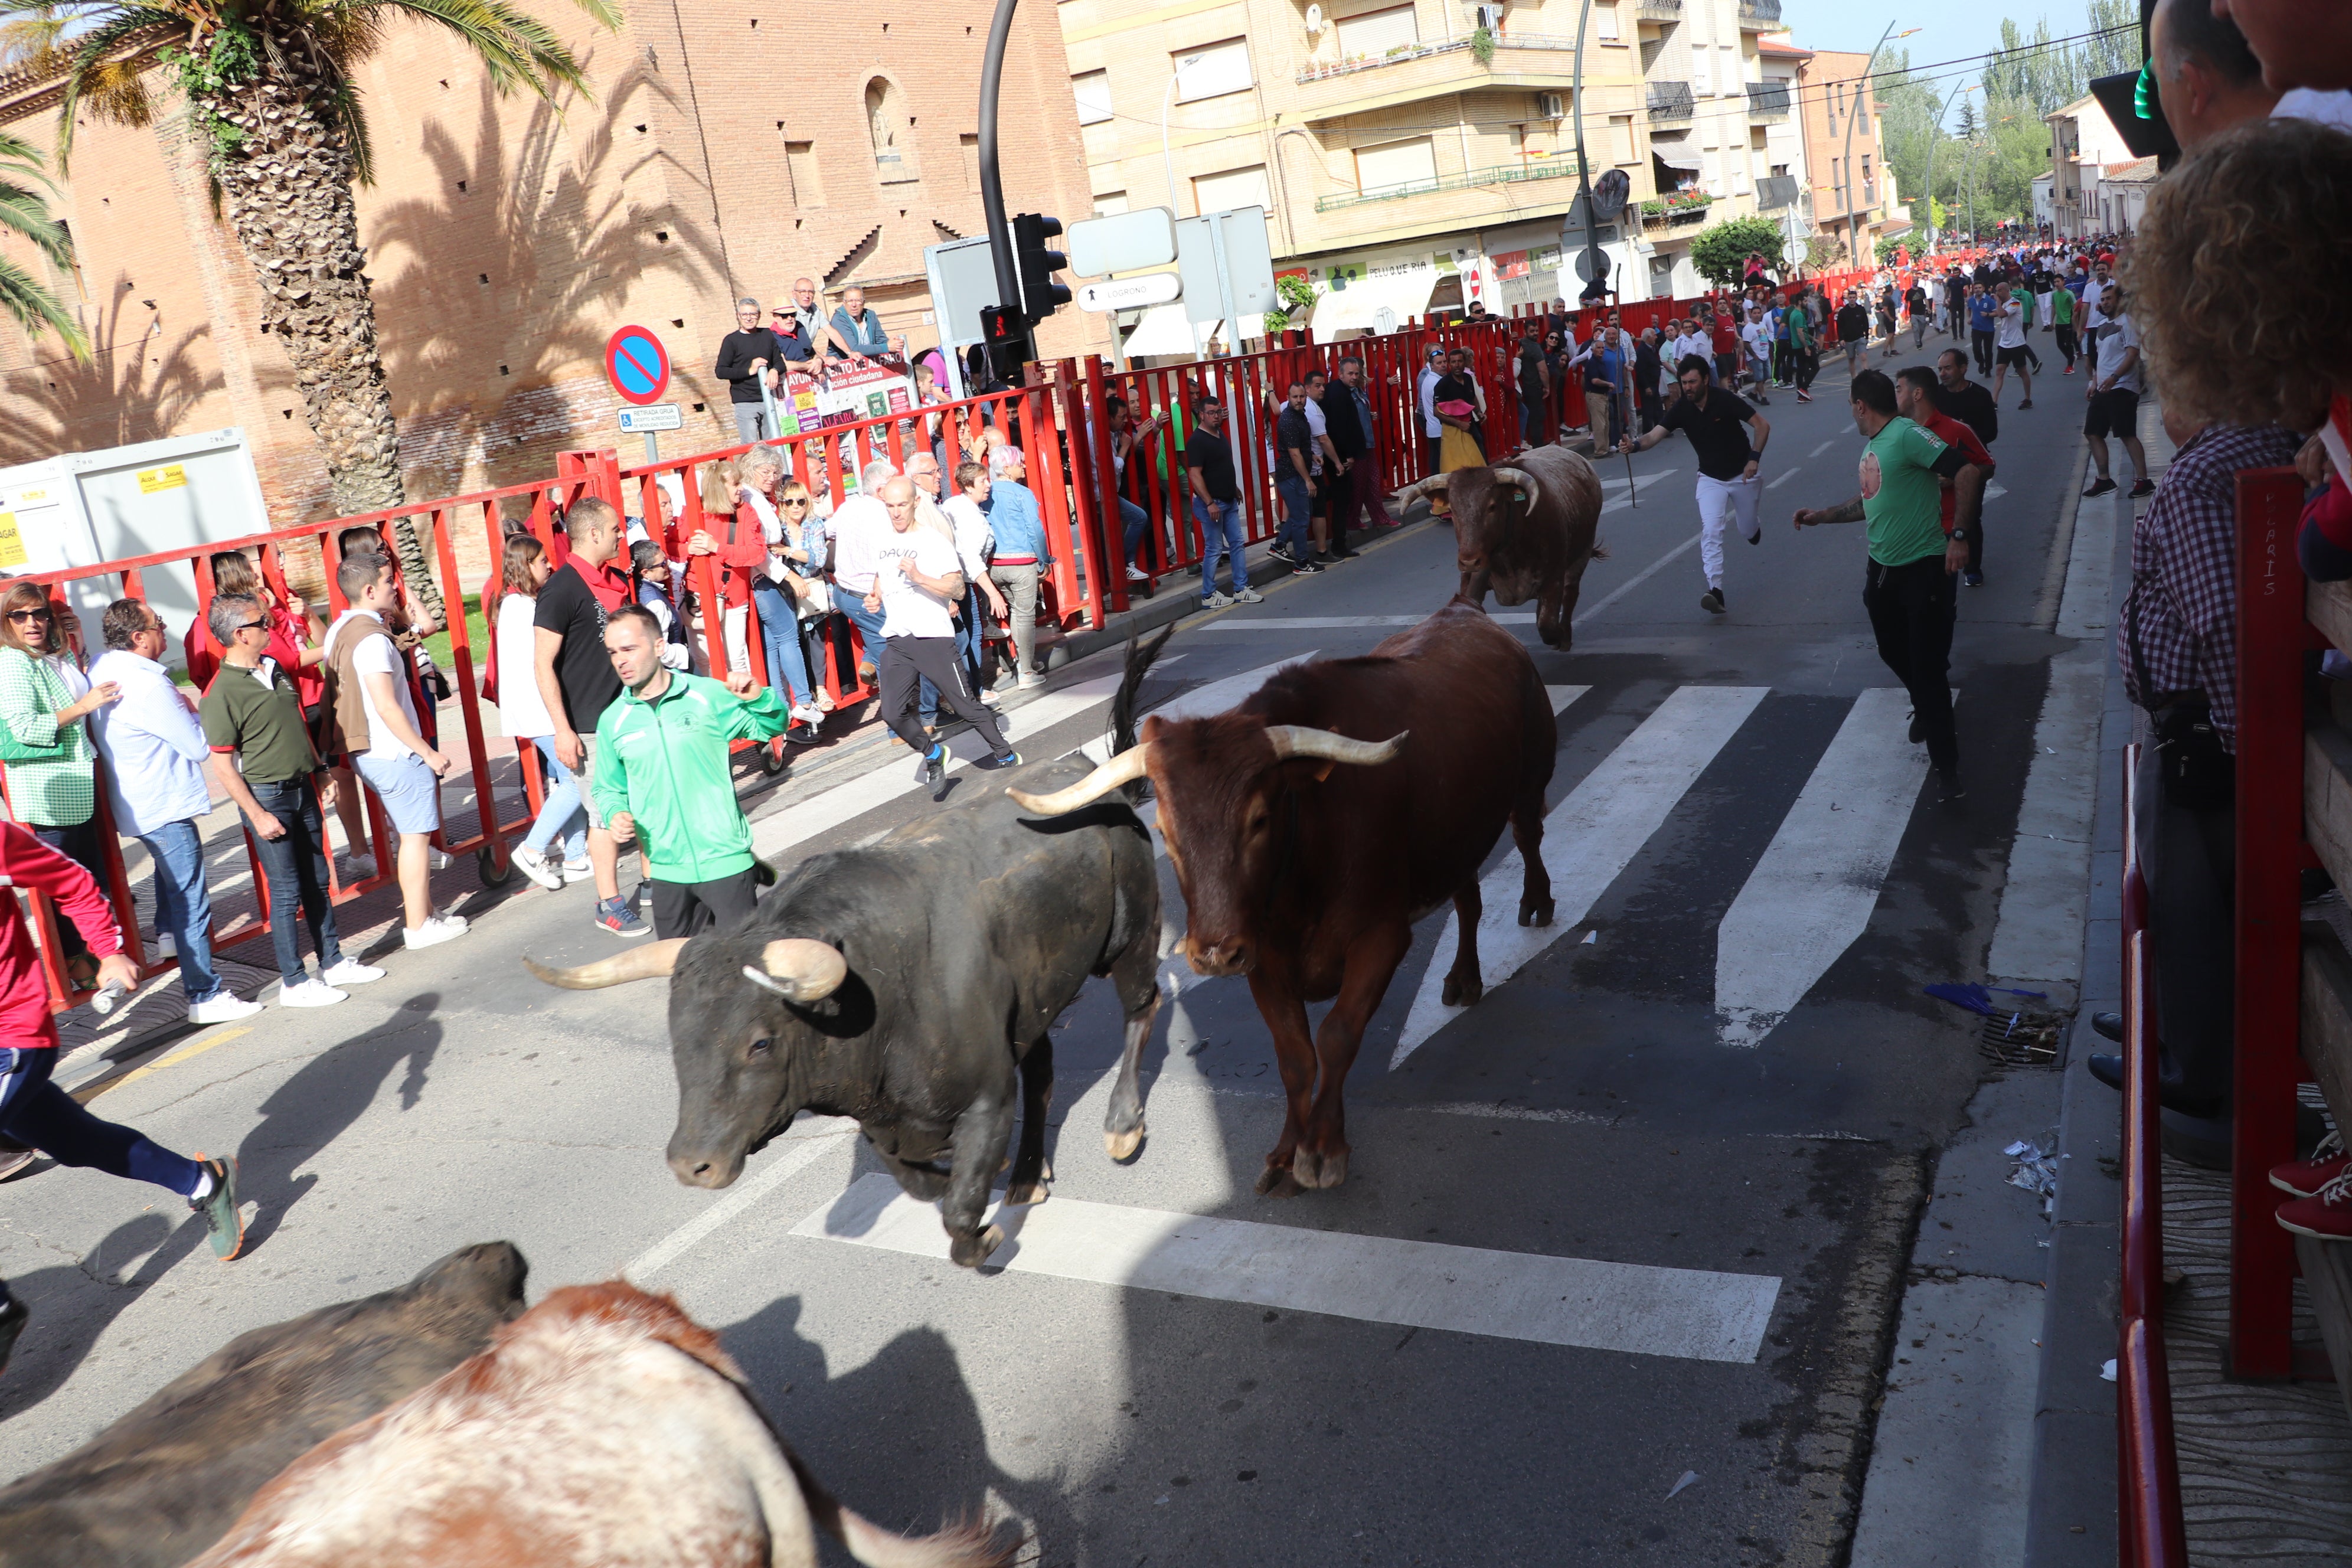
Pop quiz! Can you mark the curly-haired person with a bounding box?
[2125,116,2352,578]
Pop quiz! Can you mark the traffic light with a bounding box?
[976,303,1031,382]
[1012,212,1072,326]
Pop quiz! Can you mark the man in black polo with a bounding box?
[1932,348,2000,587]
[1619,353,1770,616]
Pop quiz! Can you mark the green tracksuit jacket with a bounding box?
[591,672,788,884]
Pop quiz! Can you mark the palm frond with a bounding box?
[329,71,373,185]
[0,249,88,361]
[367,0,606,102]
[53,6,183,168]
[0,126,61,200]
[0,186,73,267]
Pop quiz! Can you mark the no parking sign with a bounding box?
[603,326,670,406]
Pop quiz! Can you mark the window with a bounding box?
[1172,37,1252,103]
[1595,3,1619,41]
[1335,4,1418,58]
[1609,113,1636,164]
[1693,50,1710,94]
[785,139,825,206]
[864,78,918,183]
[1072,69,1113,125]
[1193,162,1272,213]
[1093,191,1130,216]
[1861,153,1873,201]
[1701,146,1721,195]
[1352,136,1438,196]
[959,133,980,191]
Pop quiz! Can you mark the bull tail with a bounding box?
[789,1447,1018,1568]
[1110,622,1178,768]
[1590,540,1610,561]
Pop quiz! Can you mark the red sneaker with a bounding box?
[2272,1135,2348,1197]
[2276,1168,2352,1239]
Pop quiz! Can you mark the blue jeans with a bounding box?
[1519,399,1546,448]
[1118,496,1152,567]
[1272,475,1313,559]
[138,820,221,1003]
[244,780,344,988]
[0,1047,200,1197]
[841,584,937,721]
[752,582,815,707]
[523,737,587,862]
[1192,497,1247,598]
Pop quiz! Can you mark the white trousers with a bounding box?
[1695,473,1761,589]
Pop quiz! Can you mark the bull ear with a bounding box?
[752,938,847,1003]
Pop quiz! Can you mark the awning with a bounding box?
[1309,269,1438,335]
[1120,303,1206,358]
[1652,148,1703,174]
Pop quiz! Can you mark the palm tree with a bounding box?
[0,125,88,360]
[0,0,618,616]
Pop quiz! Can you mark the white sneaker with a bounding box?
[560,857,593,884]
[1017,674,1046,690]
[511,846,564,891]
[789,703,825,726]
[186,991,263,1026]
[978,689,1000,707]
[1125,564,1149,582]
[1234,587,1264,604]
[1201,591,1234,610]
[342,853,378,881]
[319,958,384,987]
[426,848,451,871]
[403,914,469,950]
[154,932,177,959]
[280,978,348,1008]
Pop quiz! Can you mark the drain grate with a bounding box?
[1979,1008,2062,1067]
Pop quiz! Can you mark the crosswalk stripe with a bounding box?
[1074,653,1319,766]
[1391,684,1768,1069]
[793,1173,1782,1364]
[1204,614,1536,631]
[1713,688,1930,1048]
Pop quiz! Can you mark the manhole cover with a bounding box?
[1979,1009,2062,1067]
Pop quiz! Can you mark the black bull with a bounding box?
[524,662,1168,1270]
[1400,444,1606,649]
[0,1243,527,1568]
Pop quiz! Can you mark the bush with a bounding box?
[1688,215,1787,288]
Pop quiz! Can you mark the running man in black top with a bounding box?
[1621,353,1771,616]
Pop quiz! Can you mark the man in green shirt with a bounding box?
[2050,284,2077,375]
[1792,368,1987,801]
[592,605,789,939]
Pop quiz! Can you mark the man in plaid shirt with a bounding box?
[2088,412,2302,1135]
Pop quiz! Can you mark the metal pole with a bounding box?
[1567,0,1600,299]
[644,431,658,467]
[1162,69,1201,360]
[977,0,1024,342]
[1841,21,1897,271]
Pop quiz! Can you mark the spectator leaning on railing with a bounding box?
[0,580,119,988]
[87,598,261,1026]
[982,446,1055,686]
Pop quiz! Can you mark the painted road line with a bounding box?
[1570,534,1699,626]
[1203,614,1535,632]
[626,1122,858,1281]
[1393,685,1768,1068]
[1713,687,1929,1048]
[796,1173,1782,1364]
[1766,468,1802,490]
[1075,653,1322,766]
[92,1026,255,1096]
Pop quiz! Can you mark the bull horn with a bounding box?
[1266,726,1409,767]
[1008,747,1152,818]
[755,938,847,1002]
[523,939,688,990]
[1394,474,1449,505]
[1488,465,1545,511]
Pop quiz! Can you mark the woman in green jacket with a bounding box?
[0,583,122,982]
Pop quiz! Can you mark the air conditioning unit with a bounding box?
[1472,4,1505,31]
[1537,92,1565,119]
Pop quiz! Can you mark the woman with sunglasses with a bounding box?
[0,582,121,985]
[733,447,825,736]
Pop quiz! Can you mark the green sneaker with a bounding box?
[189,1155,245,1261]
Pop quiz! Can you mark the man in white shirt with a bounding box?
[1416,345,1446,476]
[326,553,467,950]
[1739,305,1775,404]
[2081,285,2150,498]
[828,459,899,684]
[866,476,1017,799]
[1990,284,2035,409]
[87,598,263,1025]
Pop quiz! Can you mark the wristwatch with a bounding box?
[1948,528,1972,542]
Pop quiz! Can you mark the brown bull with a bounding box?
[1398,444,1606,649]
[1011,599,1556,1196]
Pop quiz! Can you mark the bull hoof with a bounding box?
[949,1224,1006,1269]
[1442,972,1484,1007]
[1300,1148,1350,1190]
[1520,897,1555,928]
[1255,1163,1303,1198]
[1104,1123,1146,1162]
[1004,1177,1050,1207]
[1291,1147,1323,1188]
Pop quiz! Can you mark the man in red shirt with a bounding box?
[1894,367,1993,573]
[1709,305,1741,387]
[0,822,247,1370]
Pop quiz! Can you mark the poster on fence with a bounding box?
[769,364,916,437]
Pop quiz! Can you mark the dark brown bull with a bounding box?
[1011,599,1556,1196]
[1398,445,1606,649]
[0,1243,528,1568]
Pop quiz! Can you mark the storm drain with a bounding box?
[1978,1008,2063,1068]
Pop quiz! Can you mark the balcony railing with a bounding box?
[1745,81,1790,118]
[1646,81,1694,122]
[1640,192,1713,226]
[1316,154,1582,212]
[1634,0,1683,19]
[1293,30,1595,84]
[1737,0,1782,28]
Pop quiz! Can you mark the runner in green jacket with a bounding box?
[592,605,789,938]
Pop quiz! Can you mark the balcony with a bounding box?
[1745,81,1789,119]
[1736,0,1782,30]
[1634,0,1683,19]
[1646,80,1694,124]
[1294,30,1599,86]
[1641,192,1713,227]
[1286,31,1642,120]
[1315,154,1582,213]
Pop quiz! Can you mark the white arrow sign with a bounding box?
[1077,274,1182,313]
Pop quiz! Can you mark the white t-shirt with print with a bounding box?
[2094,313,2142,393]
[873,522,962,640]
[1995,298,2027,349]
[331,609,421,760]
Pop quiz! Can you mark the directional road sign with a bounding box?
[1077,274,1182,313]
[616,403,683,433]
[604,326,671,407]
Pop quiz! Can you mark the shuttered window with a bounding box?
[1193,164,1272,214]
[1072,70,1113,125]
[1335,4,1419,58]
[1173,37,1252,103]
[1354,136,1439,196]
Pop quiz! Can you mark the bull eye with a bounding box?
[747,1037,775,1059]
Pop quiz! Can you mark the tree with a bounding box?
[1688,216,1786,288]
[1259,272,1318,338]
[1875,234,1907,267]
[0,126,86,361]
[6,0,619,616]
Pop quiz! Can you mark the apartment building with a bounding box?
[1751,36,1815,264]
[1795,46,1898,266]
[1056,0,1788,340]
[2044,94,2149,239]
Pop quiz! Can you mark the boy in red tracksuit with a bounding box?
[0,822,246,1374]
[1895,366,1996,582]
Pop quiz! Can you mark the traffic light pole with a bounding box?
[976,0,1030,371]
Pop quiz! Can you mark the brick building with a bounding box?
[0,4,1108,524]
[1794,45,1899,266]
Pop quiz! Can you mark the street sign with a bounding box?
[1175,207,1277,328]
[603,326,670,406]
[1574,246,1609,284]
[616,403,683,433]
[1591,169,1631,220]
[1068,207,1178,276]
[1756,175,1799,212]
[1077,274,1182,312]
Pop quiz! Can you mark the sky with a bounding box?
[1781,0,2114,128]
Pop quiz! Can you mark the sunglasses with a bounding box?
[236,618,268,633]
[5,607,50,622]
[781,498,811,508]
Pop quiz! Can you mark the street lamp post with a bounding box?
[1161,65,1200,357]
[1838,24,1916,267]
[1564,0,1602,305]
[1922,83,1977,253]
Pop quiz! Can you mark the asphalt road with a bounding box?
[0,337,2102,1567]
